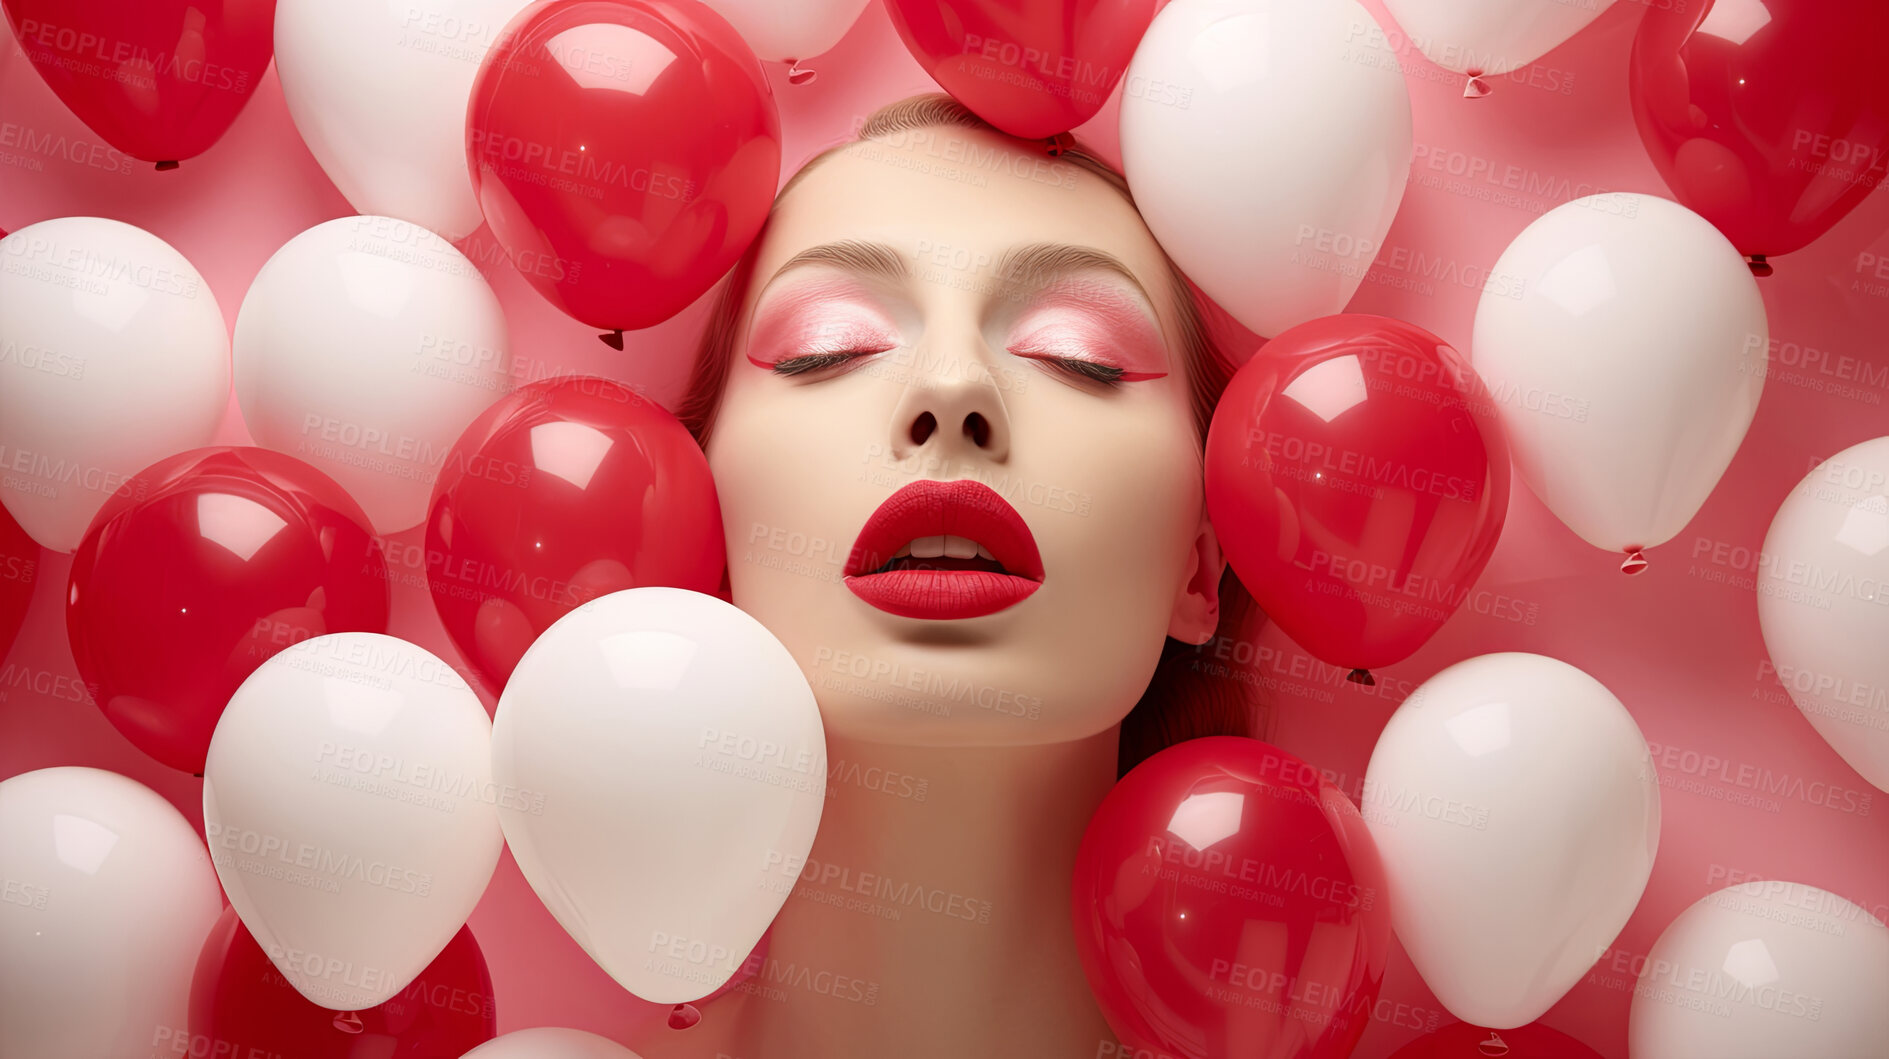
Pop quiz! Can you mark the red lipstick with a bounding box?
[844,479,1044,620]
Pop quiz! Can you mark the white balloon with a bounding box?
[1380,0,1617,86]
[1757,438,1889,791]
[234,215,512,534]
[203,633,503,1010]
[1363,652,1660,1028]
[493,587,826,1004]
[0,767,222,1057]
[1629,880,1889,1058]
[462,1027,644,1058]
[0,218,229,552]
[702,0,871,62]
[1471,193,1767,562]
[275,0,535,240]
[1120,0,1412,339]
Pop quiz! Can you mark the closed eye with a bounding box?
[771,350,1132,385]
[772,351,863,376]
[1012,349,1131,386]
[770,347,895,376]
[1044,357,1125,385]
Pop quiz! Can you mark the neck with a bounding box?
[728,729,1122,1058]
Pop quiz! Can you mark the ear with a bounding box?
[1167,511,1225,646]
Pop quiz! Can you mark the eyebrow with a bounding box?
[758,238,1160,317]
[994,242,1155,310]
[767,239,911,285]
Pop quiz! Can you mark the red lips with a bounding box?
[843,479,1044,620]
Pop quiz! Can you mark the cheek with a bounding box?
[1021,389,1205,585]
[706,375,879,591]
[708,383,804,551]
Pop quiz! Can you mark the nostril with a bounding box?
[963,412,991,448]
[910,410,937,445]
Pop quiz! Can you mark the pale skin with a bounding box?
[632,122,1225,1058]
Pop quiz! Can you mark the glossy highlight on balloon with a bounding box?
[425,375,724,693]
[1470,193,1766,565]
[189,907,498,1058]
[0,0,276,164]
[0,767,223,1057]
[1756,437,1889,792]
[0,218,231,553]
[1629,880,1889,1057]
[67,447,390,775]
[1630,0,1889,263]
[492,588,825,1005]
[466,0,782,332]
[1205,314,1509,674]
[232,215,513,536]
[1119,0,1413,339]
[1365,653,1660,1029]
[882,0,1156,138]
[1072,736,1391,1059]
[203,633,502,1011]
[274,0,537,240]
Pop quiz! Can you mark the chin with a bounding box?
[736,582,1169,748]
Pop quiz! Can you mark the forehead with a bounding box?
[751,125,1176,311]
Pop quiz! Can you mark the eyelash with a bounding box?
[770,350,1128,386]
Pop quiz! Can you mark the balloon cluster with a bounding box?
[2,0,1889,1057]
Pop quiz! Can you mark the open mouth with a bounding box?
[865,536,1011,575]
[843,479,1043,620]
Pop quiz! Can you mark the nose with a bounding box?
[885,344,1011,466]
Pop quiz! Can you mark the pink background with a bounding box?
[5,2,1889,1056]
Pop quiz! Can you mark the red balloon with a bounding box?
[883,0,1156,138]
[67,447,390,774]
[466,0,781,335]
[188,905,497,1057]
[1073,737,1391,1059]
[0,501,36,665]
[0,0,276,165]
[1387,1020,1604,1059]
[1629,0,1889,264]
[426,375,724,691]
[1204,315,1508,678]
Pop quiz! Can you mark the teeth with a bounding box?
[888,535,993,564]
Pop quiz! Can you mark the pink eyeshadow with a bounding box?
[745,280,902,369]
[1007,288,1170,380]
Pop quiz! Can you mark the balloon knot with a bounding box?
[155,160,180,171]
[332,1011,364,1034]
[784,58,816,86]
[1621,548,1649,575]
[600,330,625,350]
[1044,131,1076,157]
[1747,254,1773,277]
[668,1002,701,1030]
[1346,668,1375,686]
[1463,73,1491,100]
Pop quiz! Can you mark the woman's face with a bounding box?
[707,124,1221,747]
